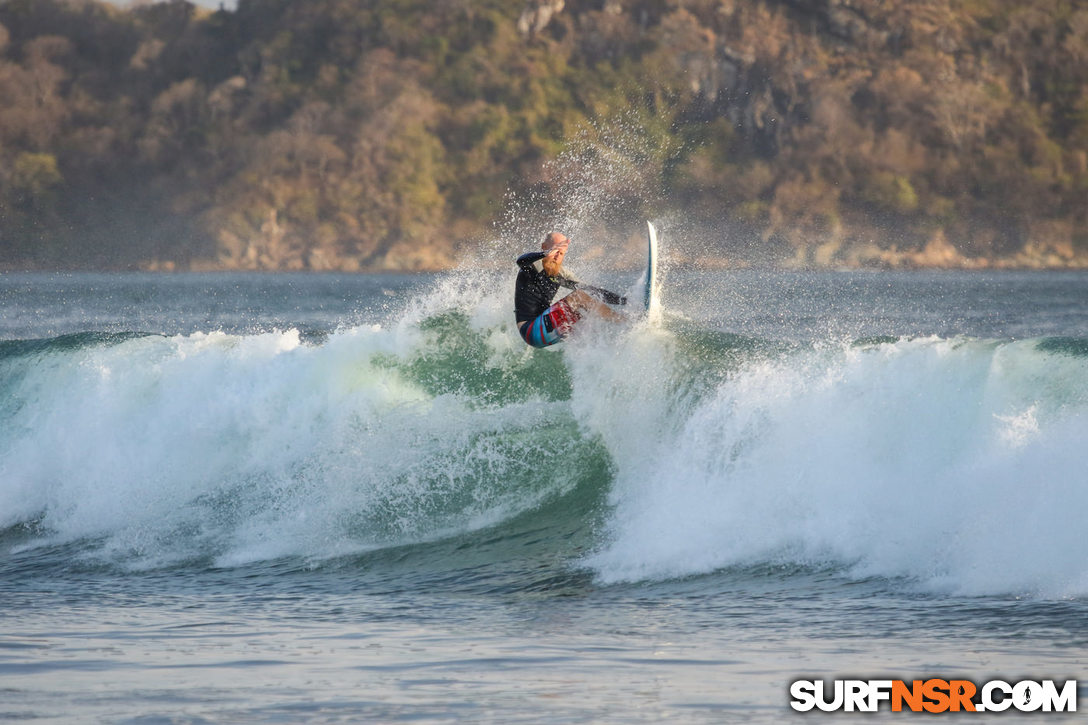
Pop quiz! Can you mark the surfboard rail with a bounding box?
[645,221,661,323]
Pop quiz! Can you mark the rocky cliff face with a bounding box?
[596,0,1088,268]
[518,0,566,37]
[0,0,1084,270]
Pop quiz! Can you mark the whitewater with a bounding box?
[2,268,1087,722]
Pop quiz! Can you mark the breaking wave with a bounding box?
[1,274,1087,597]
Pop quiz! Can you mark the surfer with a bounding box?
[515,232,626,348]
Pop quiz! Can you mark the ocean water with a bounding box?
[1,269,1087,723]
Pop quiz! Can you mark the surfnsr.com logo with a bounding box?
[790,679,1077,713]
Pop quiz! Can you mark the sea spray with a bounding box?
[2,268,1087,597]
[580,333,1088,597]
[482,115,671,277]
[0,298,599,570]
[4,271,1088,725]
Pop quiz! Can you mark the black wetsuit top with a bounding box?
[514,252,626,323]
[514,252,579,323]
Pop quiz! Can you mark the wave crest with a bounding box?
[581,334,1088,597]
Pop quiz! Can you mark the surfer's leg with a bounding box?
[520,314,551,347]
[563,289,624,322]
[521,301,576,347]
[520,293,621,348]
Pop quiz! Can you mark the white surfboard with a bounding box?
[643,221,662,323]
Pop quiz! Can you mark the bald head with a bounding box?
[542,232,569,254]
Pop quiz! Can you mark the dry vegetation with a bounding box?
[0,0,1086,270]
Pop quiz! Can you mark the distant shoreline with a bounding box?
[2,1,1084,278]
[5,256,1088,275]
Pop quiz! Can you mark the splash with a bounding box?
[2,285,1087,598]
[487,115,671,271]
[0,297,602,570]
[577,334,1088,597]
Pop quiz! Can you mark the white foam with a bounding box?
[580,335,1088,597]
[0,281,576,569]
[6,268,1088,597]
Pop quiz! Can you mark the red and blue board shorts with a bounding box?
[520,298,581,348]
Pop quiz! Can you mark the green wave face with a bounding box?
[2,308,1088,597]
[0,309,614,573]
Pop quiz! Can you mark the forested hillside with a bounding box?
[1,0,1086,270]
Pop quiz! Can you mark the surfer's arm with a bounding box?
[516,253,626,305]
[554,268,625,305]
[516,251,547,270]
[561,271,625,305]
